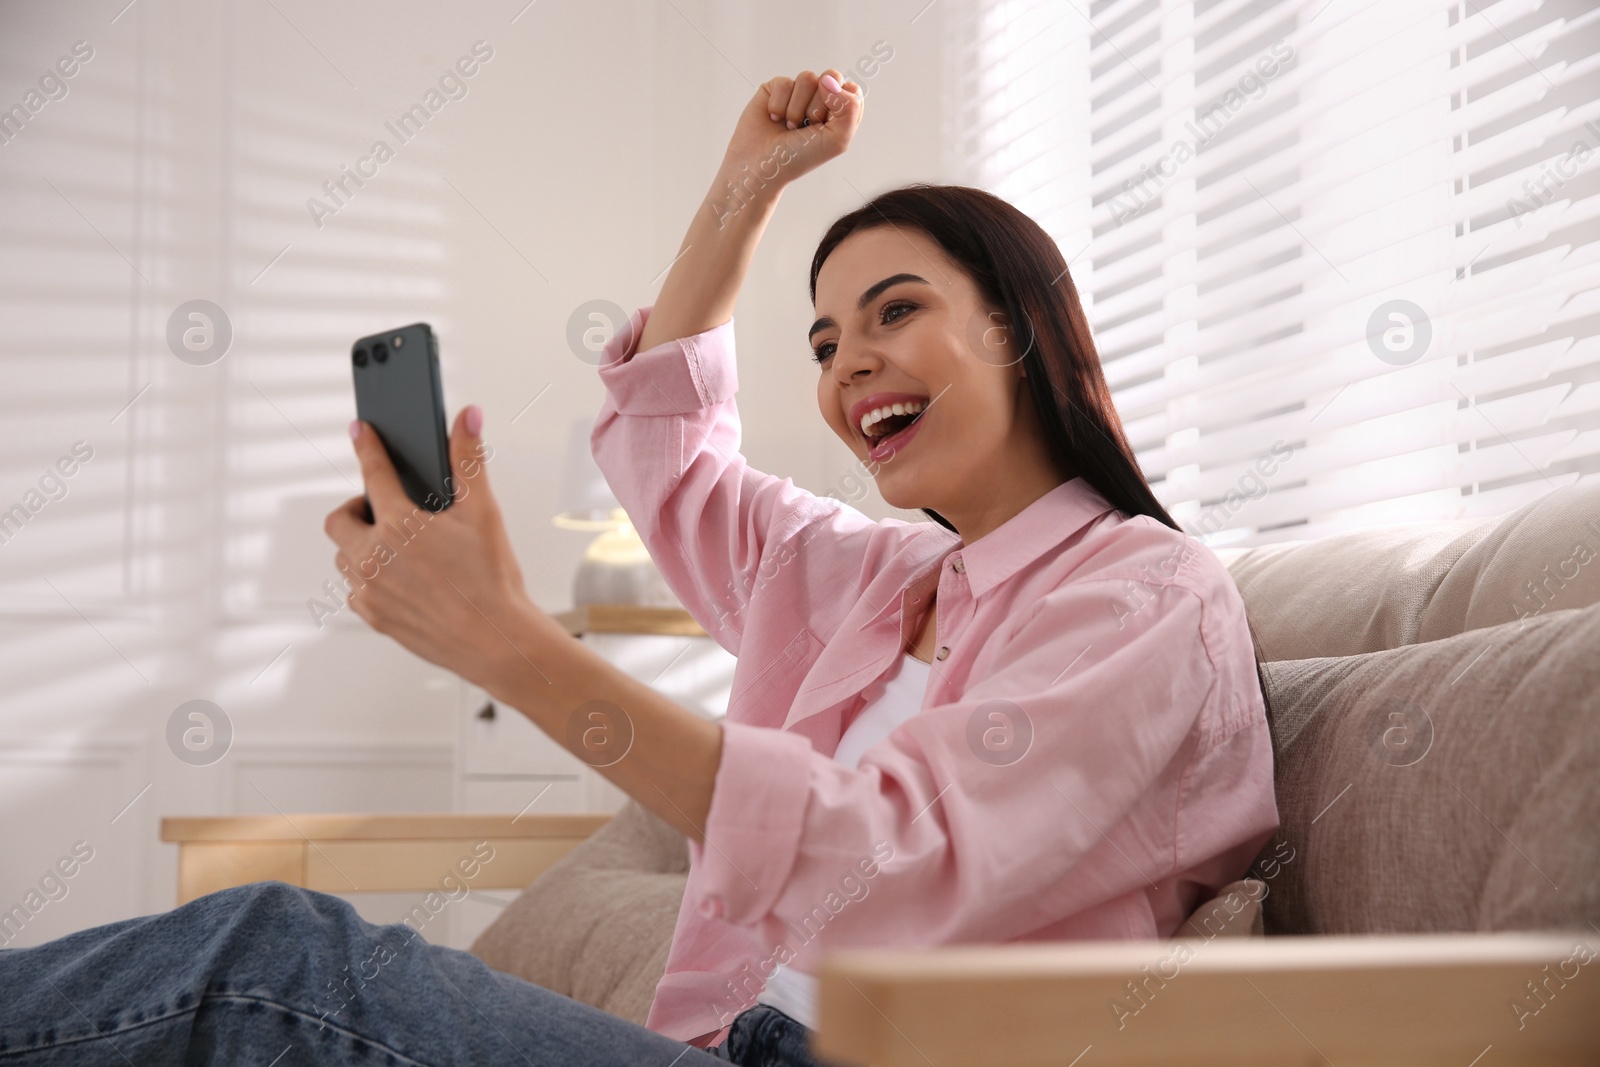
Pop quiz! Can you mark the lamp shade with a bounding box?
[554,415,623,530]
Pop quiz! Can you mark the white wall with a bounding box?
[0,0,954,941]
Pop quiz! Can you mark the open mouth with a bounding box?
[861,404,928,459]
[865,407,925,445]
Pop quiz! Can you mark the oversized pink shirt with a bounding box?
[590,305,1279,1047]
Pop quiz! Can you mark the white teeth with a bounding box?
[859,399,927,438]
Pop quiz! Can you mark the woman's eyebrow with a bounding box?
[808,273,930,342]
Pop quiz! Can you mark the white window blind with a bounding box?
[947,0,1600,546]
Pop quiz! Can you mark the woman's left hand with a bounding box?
[324,405,542,685]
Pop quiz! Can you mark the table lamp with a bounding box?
[553,416,679,609]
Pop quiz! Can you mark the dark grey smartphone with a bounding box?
[350,322,452,520]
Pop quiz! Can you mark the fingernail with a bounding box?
[348,419,361,441]
[820,73,841,94]
[786,119,796,130]
[465,404,484,436]
[769,112,780,122]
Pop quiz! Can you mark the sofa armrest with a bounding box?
[159,813,612,905]
[814,932,1600,1067]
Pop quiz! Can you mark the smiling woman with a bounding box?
[585,70,1281,1057]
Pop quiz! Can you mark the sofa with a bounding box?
[467,481,1600,1063]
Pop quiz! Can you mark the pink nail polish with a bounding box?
[769,112,780,122]
[348,419,361,440]
[465,404,484,436]
[786,119,796,130]
[821,73,841,94]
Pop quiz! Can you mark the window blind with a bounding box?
[949,0,1600,546]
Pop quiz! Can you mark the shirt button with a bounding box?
[699,894,727,920]
[936,646,950,660]
[952,558,965,573]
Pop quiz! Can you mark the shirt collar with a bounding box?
[958,476,1120,599]
[854,476,1121,631]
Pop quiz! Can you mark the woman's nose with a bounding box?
[831,341,879,381]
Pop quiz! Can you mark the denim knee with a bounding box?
[181,882,365,980]
[199,880,324,914]
[193,881,356,936]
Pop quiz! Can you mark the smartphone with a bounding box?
[350,322,452,519]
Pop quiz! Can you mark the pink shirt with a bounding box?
[591,305,1280,1047]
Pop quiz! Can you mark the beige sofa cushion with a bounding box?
[1421,486,1600,643]
[1257,599,1600,935]
[1216,482,1600,660]
[468,799,688,1026]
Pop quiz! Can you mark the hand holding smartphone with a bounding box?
[350,323,453,520]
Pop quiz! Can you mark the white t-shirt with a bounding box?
[754,650,933,1030]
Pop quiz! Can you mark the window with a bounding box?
[949,0,1600,545]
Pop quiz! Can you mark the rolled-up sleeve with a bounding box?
[593,306,739,416]
[683,574,1271,960]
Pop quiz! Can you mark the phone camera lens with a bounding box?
[353,347,369,367]
[372,341,388,363]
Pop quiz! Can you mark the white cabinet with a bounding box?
[454,629,736,816]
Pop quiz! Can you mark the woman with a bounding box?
[0,69,1277,1066]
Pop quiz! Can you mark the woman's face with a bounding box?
[811,225,1052,531]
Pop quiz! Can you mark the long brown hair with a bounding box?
[811,182,1177,537]
[809,182,1279,757]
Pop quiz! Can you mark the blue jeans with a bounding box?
[0,881,841,1067]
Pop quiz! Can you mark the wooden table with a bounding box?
[159,812,612,904]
